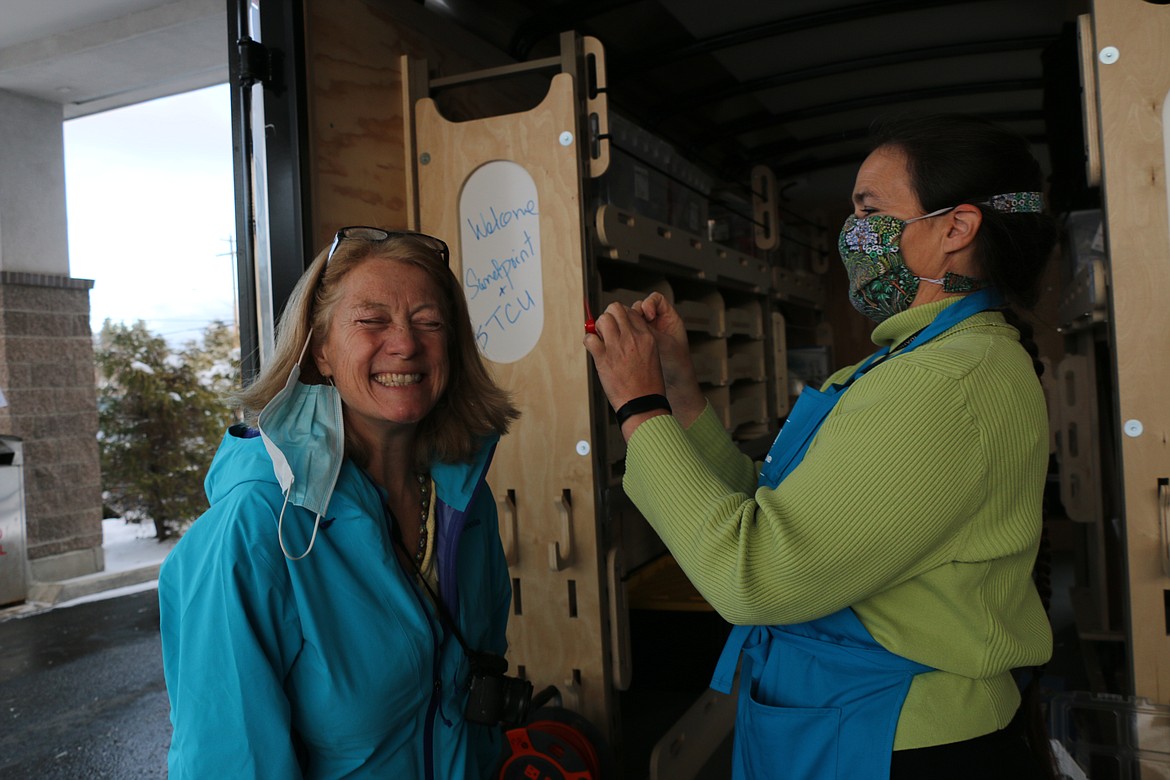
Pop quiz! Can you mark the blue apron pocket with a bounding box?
[736,679,840,780]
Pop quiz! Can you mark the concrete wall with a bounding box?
[0,90,69,276]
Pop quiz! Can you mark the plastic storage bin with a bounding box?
[1049,691,1170,779]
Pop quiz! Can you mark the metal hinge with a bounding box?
[236,36,272,88]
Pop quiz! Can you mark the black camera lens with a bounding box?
[498,676,534,726]
[465,673,534,727]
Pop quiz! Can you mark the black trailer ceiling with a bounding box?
[426,0,1093,216]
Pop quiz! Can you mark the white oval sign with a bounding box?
[459,161,544,364]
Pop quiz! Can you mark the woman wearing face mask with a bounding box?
[160,229,519,779]
[584,114,1059,780]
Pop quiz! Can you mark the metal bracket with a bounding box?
[237,37,273,88]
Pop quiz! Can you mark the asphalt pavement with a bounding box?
[0,588,171,778]
[0,519,176,776]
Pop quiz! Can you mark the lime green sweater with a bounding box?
[623,299,1053,749]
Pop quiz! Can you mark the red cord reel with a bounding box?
[498,709,605,780]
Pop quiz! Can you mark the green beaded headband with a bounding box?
[983,192,1044,213]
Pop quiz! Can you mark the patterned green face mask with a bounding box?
[837,190,1045,322]
[837,206,983,322]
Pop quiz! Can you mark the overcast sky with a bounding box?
[64,83,237,346]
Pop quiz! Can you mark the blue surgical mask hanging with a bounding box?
[257,331,344,560]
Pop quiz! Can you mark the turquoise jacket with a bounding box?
[160,425,512,779]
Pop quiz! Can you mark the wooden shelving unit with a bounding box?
[402,31,830,776]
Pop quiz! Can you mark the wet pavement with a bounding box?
[0,590,170,778]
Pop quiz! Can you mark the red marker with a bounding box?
[584,299,597,334]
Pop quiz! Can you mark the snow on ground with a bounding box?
[0,519,181,618]
[102,517,177,573]
[46,519,179,609]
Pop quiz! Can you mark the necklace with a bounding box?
[413,472,431,567]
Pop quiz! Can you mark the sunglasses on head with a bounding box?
[325,226,450,266]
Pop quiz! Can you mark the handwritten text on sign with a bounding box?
[459,161,544,363]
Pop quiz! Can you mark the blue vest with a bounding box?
[711,290,1002,780]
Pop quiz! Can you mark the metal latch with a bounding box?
[237,37,272,88]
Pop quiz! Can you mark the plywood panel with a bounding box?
[1091,0,1170,703]
[412,73,613,729]
[304,0,409,248]
[303,0,519,251]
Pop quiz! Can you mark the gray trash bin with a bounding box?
[0,435,28,605]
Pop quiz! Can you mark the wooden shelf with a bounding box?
[728,339,765,382]
[691,337,729,386]
[730,382,768,428]
[627,554,713,612]
[726,299,763,338]
[593,203,771,290]
[773,266,827,308]
[675,290,725,337]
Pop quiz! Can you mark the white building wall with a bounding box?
[0,89,69,276]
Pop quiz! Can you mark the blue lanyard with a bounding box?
[758,289,1004,489]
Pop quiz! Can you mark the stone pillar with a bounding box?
[0,89,104,582]
[0,273,104,580]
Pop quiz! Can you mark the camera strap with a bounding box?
[392,532,507,675]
